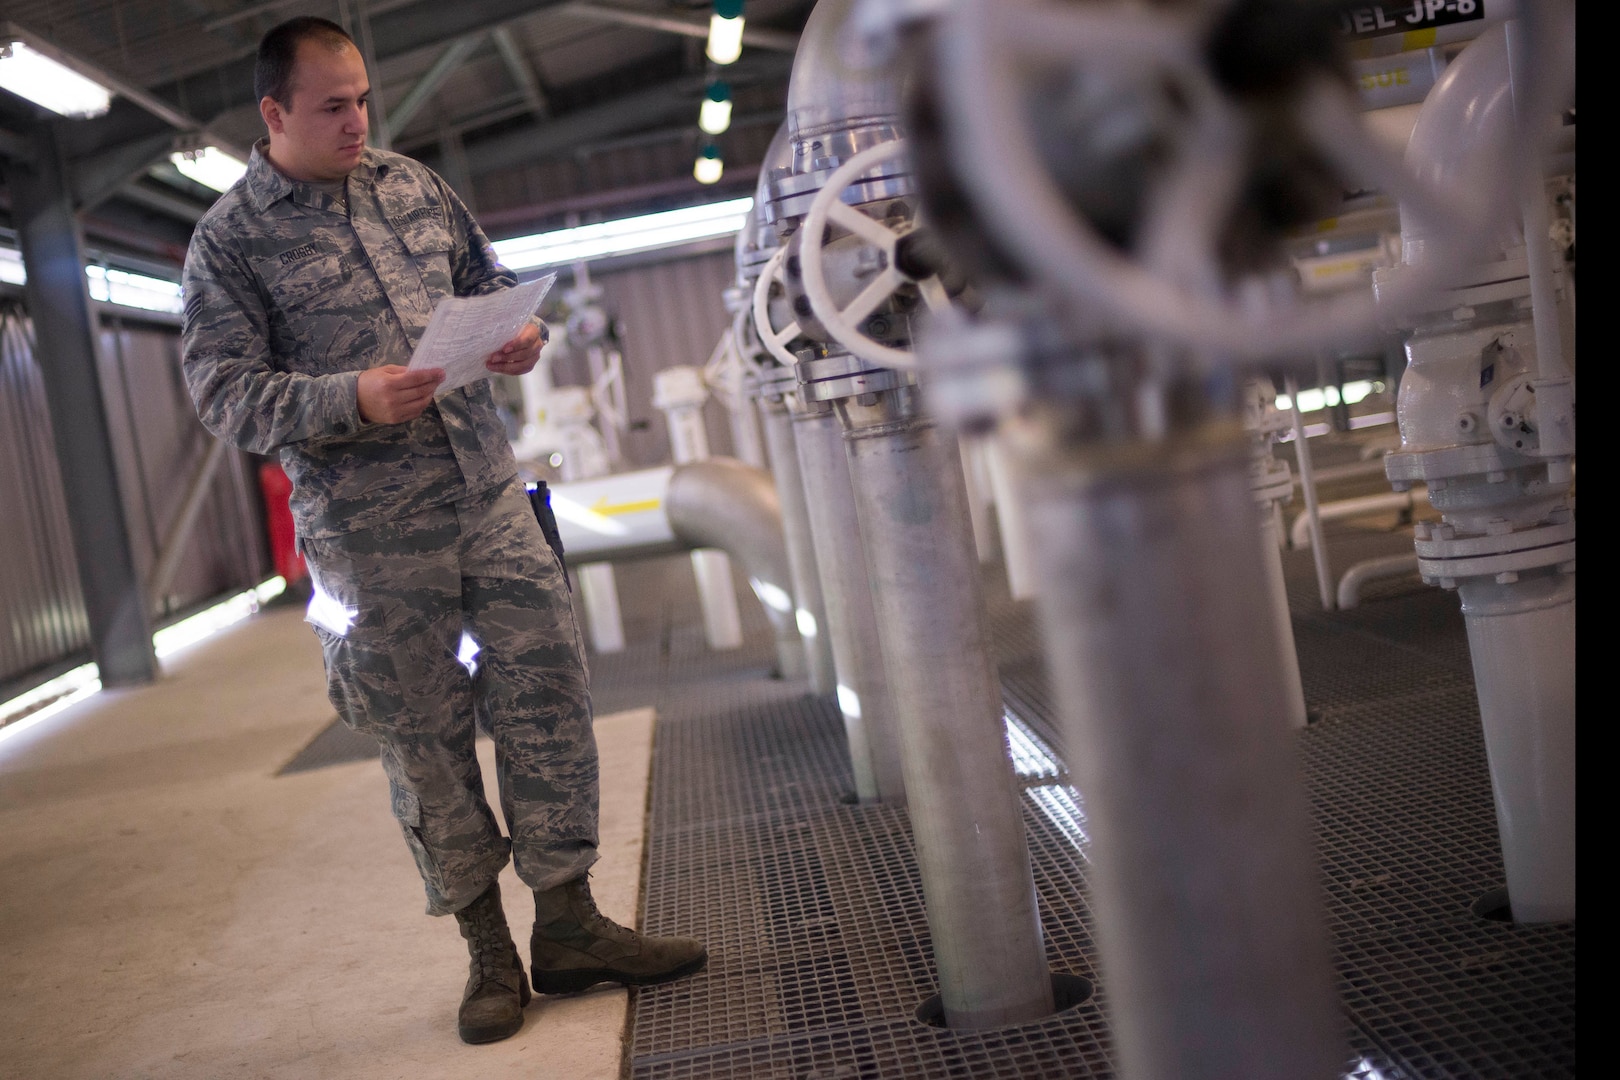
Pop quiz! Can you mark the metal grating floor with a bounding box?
[624,526,1575,1078]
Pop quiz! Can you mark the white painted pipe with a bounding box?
[1259,511,1308,730]
[665,459,804,679]
[1289,489,1420,549]
[549,390,627,654]
[576,564,625,654]
[958,435,997,564]
[730,395,769,470]
[1504,19,1575,469]
[655,366,744,651]
[549,466,680,562]
[545,462,800,667]
[1286,378,1335,611]
[1458,570,1575,921]
[986,436,1036,600]
[1336,553,1421,610]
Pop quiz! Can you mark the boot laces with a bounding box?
[572,881,637,946]
[462,896,512,985]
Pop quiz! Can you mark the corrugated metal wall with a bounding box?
[1,302,91,686]
[584,248,742,469]
[0,300,270,694]
[97,314,269,620]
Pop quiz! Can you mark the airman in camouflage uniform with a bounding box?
[180,16,702,1046]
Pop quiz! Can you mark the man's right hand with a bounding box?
[357,365,445,424]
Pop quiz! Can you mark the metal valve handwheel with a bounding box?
[799,141,953,371]
[927,0,1573,360]
[752,246,806,367]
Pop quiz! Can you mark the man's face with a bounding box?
[260,39,370,182]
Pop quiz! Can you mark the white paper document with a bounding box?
[407,272,557,395]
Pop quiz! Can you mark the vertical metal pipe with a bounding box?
[958,435,996,563]
[728,373,768,470]
[986,437,1037,599]
[1458,570,1576,922]
[1286,377,1335,611]
[657,372,745,652]
[793,409,906,803]
[1258,507,1309,730]
[1014,423,1343,1080]
[759,397,837,693]
[838,389,1053,1029]
[576,564,626,654]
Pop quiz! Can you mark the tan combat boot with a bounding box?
[530,875,707,994]
[453,881,531,1043]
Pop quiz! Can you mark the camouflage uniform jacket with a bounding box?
[181,141,520,539]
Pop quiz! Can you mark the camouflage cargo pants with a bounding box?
[301,477,600,916]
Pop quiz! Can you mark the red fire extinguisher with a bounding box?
[257,461,308,587]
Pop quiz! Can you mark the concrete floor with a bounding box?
[0,602,653,1079]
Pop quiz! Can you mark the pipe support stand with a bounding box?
[1011,422,1344,1080]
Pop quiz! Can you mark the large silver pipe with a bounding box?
[792,407,906,803]
[758,396,838,693]
[664,458,802,678]
[784,0,902,159]
[1012,422,1342,1079]
[838,388,1053,1029]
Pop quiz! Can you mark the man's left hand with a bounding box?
[486,321,547,377]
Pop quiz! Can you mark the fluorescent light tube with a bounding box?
[491,197,754,270]
[0,39,112,118]
[171,147,249,193]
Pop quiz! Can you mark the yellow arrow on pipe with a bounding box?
[590,496,662,516]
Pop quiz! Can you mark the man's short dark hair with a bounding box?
[255,16,355,106]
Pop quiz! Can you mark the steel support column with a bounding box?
[7,123,157,686]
